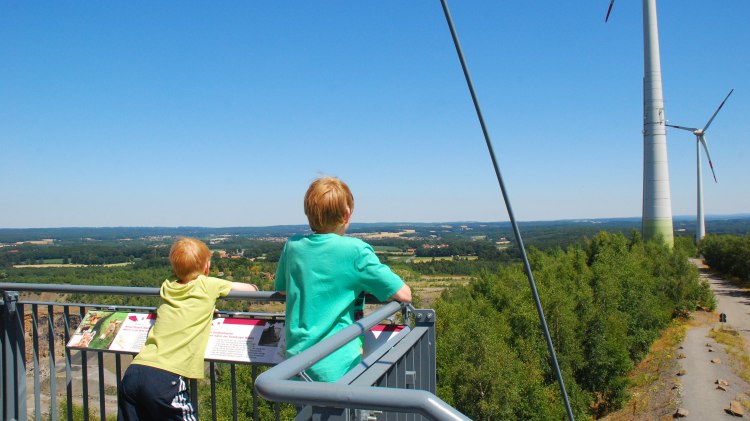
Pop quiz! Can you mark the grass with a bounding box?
[372,246,403,253]
[709,325,750,412]
[710,327,750,386]
[602,318,687,420]
[411,255,478,263]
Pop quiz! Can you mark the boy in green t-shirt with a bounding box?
[275,176,412,382]
[118,237,258,421]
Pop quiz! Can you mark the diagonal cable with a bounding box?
[438,1,575,419]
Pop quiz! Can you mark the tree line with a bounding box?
[699,234,750,281]
[1,230,719,419]
[434,231,714,420]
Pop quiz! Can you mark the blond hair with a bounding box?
[304,177,354,233]
[169,237,211,281]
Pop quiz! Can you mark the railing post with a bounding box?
[414,309,436,394]
[1,291,27,421]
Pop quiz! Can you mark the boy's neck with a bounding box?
[176,273,203,284]
[177,276,196,284]
[316,225,347,236]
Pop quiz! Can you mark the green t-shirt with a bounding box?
[274,233,405,382]
[133,274,232,379]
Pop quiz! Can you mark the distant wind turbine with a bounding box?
[667,89,734,242]
[606,0,674,246]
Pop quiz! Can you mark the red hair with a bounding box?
[169,237,211,281]
[304,177,354,233]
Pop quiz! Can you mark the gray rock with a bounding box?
[726,400,744,417]
[674,408,689,417]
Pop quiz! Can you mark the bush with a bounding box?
[435,231,714,419]
[700,234,750,281]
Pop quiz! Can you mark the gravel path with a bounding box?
[676,260,750,418]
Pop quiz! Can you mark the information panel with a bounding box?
[67,310,405,365]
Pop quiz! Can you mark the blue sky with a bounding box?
[1,1,748,228]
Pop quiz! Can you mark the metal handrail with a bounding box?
[0,282,290,421]
[0,282,285,301]
[1,282,455,420]
[255,301,470,421]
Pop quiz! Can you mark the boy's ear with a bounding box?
[203,260,211,275]
[343,207,352,224]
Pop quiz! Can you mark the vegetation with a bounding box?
[3,222,740,419]
[51,400,116,421]
[709,327,750,391]
[434,232,715,420]
[699,234,750,281]
[198,364,296,420]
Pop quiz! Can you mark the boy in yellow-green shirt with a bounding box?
[118,237,257,421]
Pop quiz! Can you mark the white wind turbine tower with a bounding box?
[607,0,674,247]
[667,89,734,242]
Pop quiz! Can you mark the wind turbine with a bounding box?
[606,0,674,247]
[667,89,734,242]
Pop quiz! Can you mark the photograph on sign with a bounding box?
[67,310,130,350]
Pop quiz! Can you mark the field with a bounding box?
[13,262,134,268]
[411,255,478,263]
[409,275,473,308]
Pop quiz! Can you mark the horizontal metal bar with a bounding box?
[0,283,159,296]
[0,282,285,301]
[15,301,158,312]
[259,378,467,420]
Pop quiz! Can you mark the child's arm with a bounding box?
[389,284,412,303]
[230,282,259,292]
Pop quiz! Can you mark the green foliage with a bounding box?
[1,242,166,267]
[435,231,715,419]
[699,234,750,281]
[197,364,295,421]
[674,235,698,257]
[51,400,117,421]
[405,259,510,276]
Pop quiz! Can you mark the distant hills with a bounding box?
[1,215,748,245]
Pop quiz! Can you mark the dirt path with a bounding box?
[674,259,750,418]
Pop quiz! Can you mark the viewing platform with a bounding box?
[0,282,469,421]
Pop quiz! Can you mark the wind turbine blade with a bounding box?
[703,88,734,132]
[666,124,699,132]
[699,136,718,183]
[605,0,615,22]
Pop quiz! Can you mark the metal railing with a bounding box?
[0,283,465,421]
[256,302,469,421]
[0,283,286,421]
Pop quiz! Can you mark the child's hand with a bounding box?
[231,282,259,292]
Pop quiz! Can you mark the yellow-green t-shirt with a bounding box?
[133,275,232,379]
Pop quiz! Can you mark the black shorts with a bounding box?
[117,364,196,421]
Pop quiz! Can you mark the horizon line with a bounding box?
[2,213,750,231]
